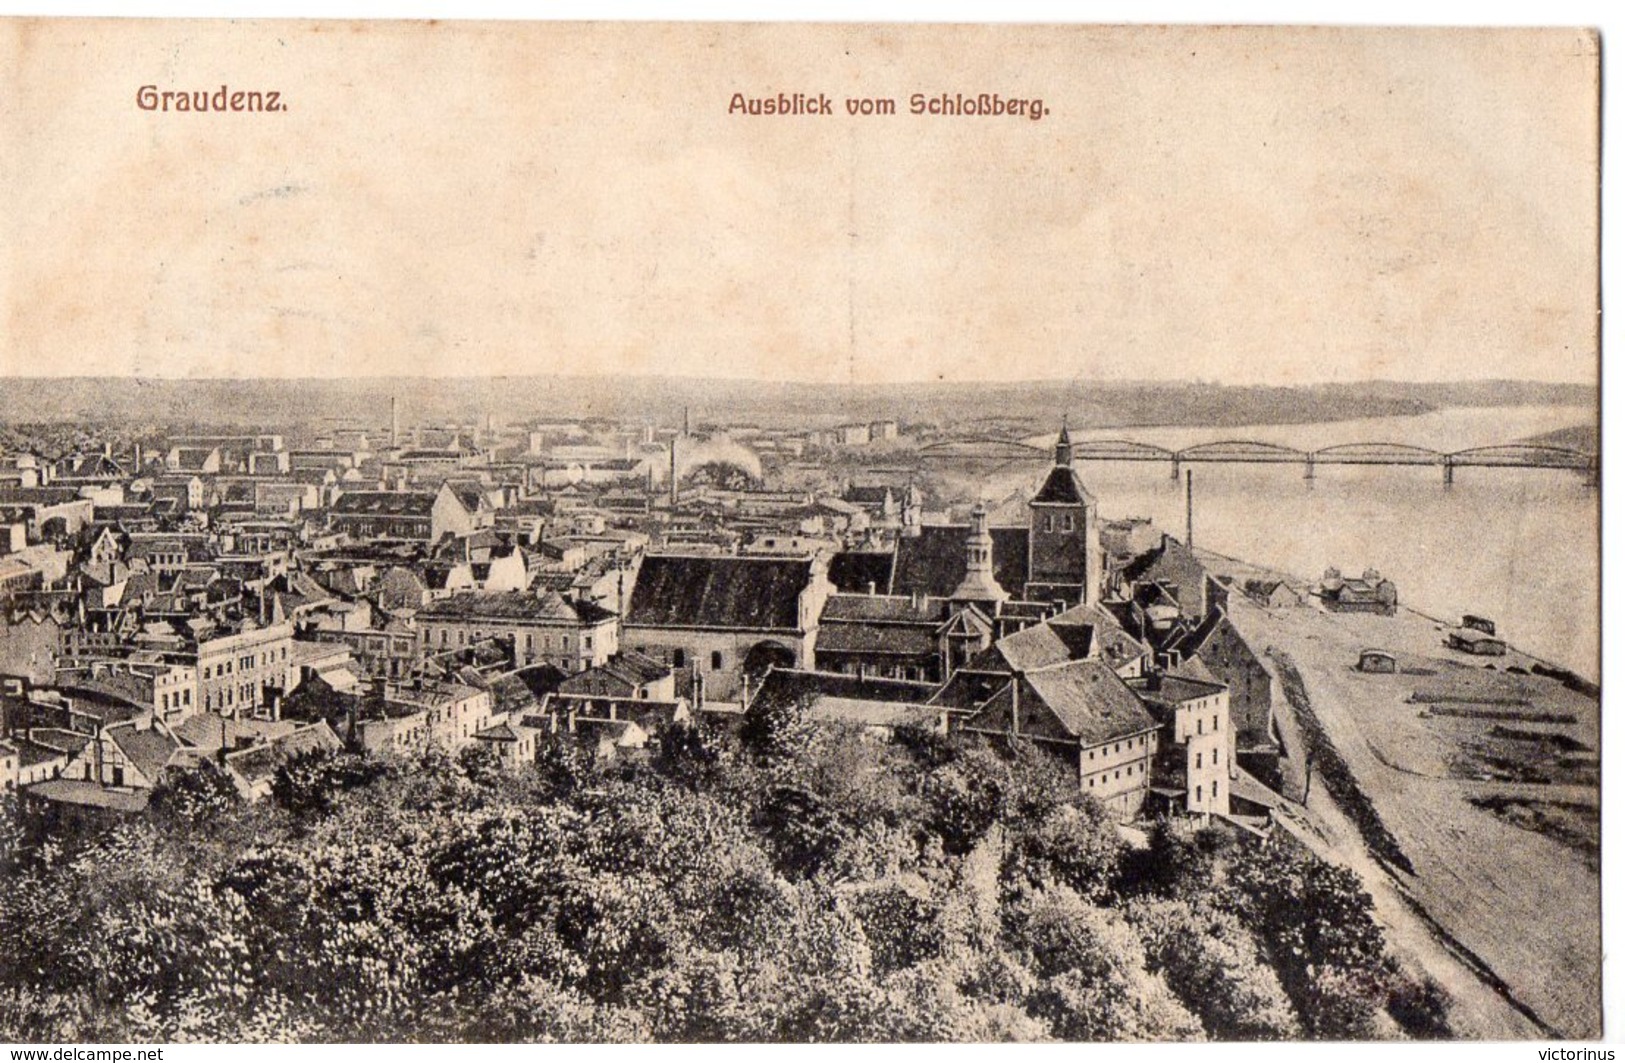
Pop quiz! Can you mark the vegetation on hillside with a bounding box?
[0,714,1449,1042]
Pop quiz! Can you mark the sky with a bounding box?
[0,20,1601,385]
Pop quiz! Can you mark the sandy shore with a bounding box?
[1202,552,1600,1039]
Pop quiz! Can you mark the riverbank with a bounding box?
[1200,550,1600,1039]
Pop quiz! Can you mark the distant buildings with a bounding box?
[0,405,1313,836]
[1317,567,1398,616]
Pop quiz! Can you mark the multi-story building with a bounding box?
[1129,671,1232,818]
[195,621,296,718]
[417,590,618,674]
[355,681,494,754]
[328,491,438,541]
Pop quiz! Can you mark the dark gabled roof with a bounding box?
[827,550,896,594]
[601,650,672,686]
[0,486,85,505]
[626,554,813,631]
[1022,660,1158,744]
[17,736,76,767]
[330,491,436,518]
[474,720,526,742]
[961,679,1078,745]
[1030,464,1095,506]
[57,686,149,723]
[25,779,148,813]
[995,621,1093,672]
[1120,535,1205,590]
[505,662,570,700]
[224,722,342,784]
[815,622,939,657]
[420,590,615,626]
[1051,603,1149,668]
[443,482,488,514]
[891,524,1029,600]
[26,728,92,757]
[106,723,180,782]
[820,593,948,624]
[927,667,1013,712]
[748,668,939,714]
[171,447,218,471]
[1169,607,1226,658]
[483,672,544,716]
[960,659,1156,747]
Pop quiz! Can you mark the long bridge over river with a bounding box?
[918,436,1597,484]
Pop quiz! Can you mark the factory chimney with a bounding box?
[1185,469,1194,551]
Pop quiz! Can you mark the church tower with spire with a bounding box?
[1026,420,1100,606]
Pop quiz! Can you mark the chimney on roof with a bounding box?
[866,581,876,596]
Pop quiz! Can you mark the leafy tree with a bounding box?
[1012,887,1204,1041]
[920,757,1005,855]
[0,702,1428,1043]
[651,719,727,787]
[849,883,943,977]
[269,747,389,818]
[739,692,817,763]
[0,791,27,872]
[1225,834,1390,1036]
[149,763,240,827]
[755,784,851,880]
[1384,968,1453,1039]
[534,737,600,799]
[1128,898,1300,1040]
[454,741,506,790]
[1003,801,1122,902]
[1120,817,1236,898]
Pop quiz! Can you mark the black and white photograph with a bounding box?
[0,15,1606,1047]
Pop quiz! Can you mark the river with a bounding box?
[975,405,1603,679]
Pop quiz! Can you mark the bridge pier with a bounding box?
[1170,457,1181,481]
[1303,456,1315,480]
[1442,458,1454,486]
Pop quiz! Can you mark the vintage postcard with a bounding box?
[0,18,1602,1045]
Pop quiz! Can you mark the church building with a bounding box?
[831,425,1103,610]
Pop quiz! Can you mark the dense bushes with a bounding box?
[0,713,1450,1042]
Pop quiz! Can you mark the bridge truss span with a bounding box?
[1311,442,1444,466]
[1175,440,1307,463]
[1448,443,1594,470]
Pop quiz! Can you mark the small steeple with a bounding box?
[1055,417,1073,467]
[950,500,1008,605]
